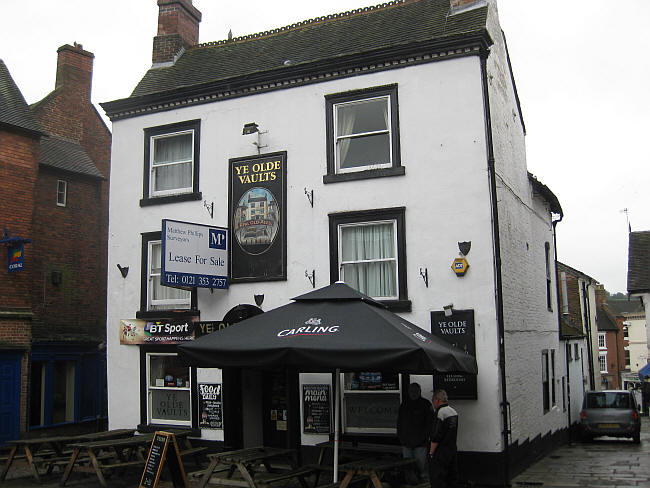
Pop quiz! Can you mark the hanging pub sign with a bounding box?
[7,244,24,273]
[302,384,331,434]
[198,383,223,429]
[120,318,199,345]
[161,219,228,289]
[229,152,287,283]
[430,309,477,400]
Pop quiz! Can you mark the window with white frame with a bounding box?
[625,347,630,367]
[598,333,606,349]
[146,240,191,311]
[623,325,629,341]
[574,343,580,359]
[542,350,550,413]
[545,242,552,310]
[142,120,201,203]
[57,180,67,207]
[146,353,191,426]
[598,352,607,373]
[329,208,409,310]
[325,85,402,182]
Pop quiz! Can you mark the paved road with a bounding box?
[511,416,650,487]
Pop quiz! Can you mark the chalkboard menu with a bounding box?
[198,383,223,429]
[139,432,188,488]
[302,384,330,434]
[431,309,477,400]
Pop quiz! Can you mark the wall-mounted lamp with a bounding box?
[305,269,316,288]
[304,188,314,207]
[254,294,264,307]
[116,264,129,278]
[242,122,268,154]
[419,267,428,287]
[443,303,454,317]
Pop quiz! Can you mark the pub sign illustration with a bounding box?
[229,152,287,282]
[161,219,228,289]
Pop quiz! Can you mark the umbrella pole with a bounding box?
[334,368,340,483]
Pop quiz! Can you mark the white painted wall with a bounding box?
[626,312,648,373]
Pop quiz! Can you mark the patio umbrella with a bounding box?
[178,281,477,480]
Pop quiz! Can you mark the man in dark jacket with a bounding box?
[429,389,459,488]
[397,383,432,482]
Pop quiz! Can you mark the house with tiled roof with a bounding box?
[0,45,110,445]
[101,0,567,483]
[627,230,650,375]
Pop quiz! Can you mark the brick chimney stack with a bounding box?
[55,43,94,101]
[153,0,202,65]
[594,284,608,309]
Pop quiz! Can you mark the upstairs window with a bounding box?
[57,180,67,207]
[545,242,552,310]
[142,120,201,205]
[598,333,606,349]
[325,85,403,183]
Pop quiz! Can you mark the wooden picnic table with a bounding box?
[59,430,204,487]
[0,428,136,483]
[335,457,416,488]
[197,446,314,488]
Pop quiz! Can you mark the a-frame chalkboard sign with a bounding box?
[139,431,188,488]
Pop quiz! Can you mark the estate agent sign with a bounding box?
[229,152,286,282]
[430,309,477,399]
[162,219,228,289]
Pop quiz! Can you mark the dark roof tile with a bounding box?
[40,136,104,179]
[130,0,488,98]
[627,231,650,293]
[0,59,42,135]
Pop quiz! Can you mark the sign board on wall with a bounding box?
[198,383,223,429]
[228,152,287,282]
[162,219,228,289]
[302,384,330,434]
[120,318,199,345]
[430,309,477,399]
[7,244,24,272]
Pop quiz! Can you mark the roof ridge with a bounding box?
[193,0,410,49]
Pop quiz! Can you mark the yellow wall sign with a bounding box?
[452,257,469,276]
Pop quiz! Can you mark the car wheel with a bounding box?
[633,432,640,444]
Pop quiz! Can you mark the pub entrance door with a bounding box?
[262,368,299,449]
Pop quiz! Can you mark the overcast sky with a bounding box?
[2,0,648,293]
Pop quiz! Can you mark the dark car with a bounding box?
[580,390,641,443]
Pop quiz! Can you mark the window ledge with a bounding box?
[323,166,405,184]
[140,192,202,207]
[136,310,198,320]
[379,299,411,313]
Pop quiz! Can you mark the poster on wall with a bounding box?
[198,383,223,429]
[302,384,330,434]
[229,152,286,283]
[119,318,199,345]
[430,309,477,400]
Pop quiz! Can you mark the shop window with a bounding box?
[324,85,403,183]
[57,180,67,207]
[140,232,193,314]
[342,372,401,434]
[329,208,409,311]
[141,119,201,206]
[146,353,191,427]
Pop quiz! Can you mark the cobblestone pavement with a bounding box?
[3,417,649,487]
[510,416,650,488]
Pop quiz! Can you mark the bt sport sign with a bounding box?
[162,219,228,289]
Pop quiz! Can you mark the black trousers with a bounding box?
[428,449,458,488]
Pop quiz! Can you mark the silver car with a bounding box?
[580,390,641,443]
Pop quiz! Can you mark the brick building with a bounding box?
[0,44,110,444]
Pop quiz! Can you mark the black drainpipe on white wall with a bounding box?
[480,50,510,486]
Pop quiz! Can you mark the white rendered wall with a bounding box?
[485,0,567,445]
[106,50,526,452]
[627,313,648,372]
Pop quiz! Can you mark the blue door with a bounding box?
[0,354,21,445]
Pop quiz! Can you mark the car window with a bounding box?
[586,392,630,409]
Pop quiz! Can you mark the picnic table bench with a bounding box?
[0,428,135,483]
[59,430,206,487]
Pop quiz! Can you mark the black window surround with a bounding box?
[140,119,202,206]
[328,207,410,312]
[324,84,403,184]
[137,231,197,318]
